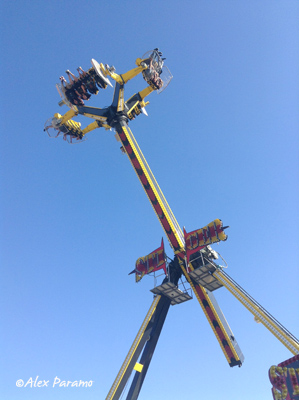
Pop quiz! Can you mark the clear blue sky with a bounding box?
[1,1,298,399]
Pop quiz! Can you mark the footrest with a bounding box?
[150,282,192,305]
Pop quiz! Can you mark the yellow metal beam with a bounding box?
[105,295,161,400]
[178,260,241,365]
[120,123,184,249]
[214,270,299,355]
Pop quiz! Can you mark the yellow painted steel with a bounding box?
[59,108,78,124]
[82,121,100,136]
[116,87,125,112]
[138,86,155,100]
[121,65,146,84]
[82,112,108,123]
[100,63,123,85]
[54,111,101,138]
[122,125,184,249]
[100,63,146,85]
[178,261,240,365]
[105,295,161,400]
[214,270,299,355]
[54,113,82,134]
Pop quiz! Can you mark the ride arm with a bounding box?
[115,119,184,251]
[114,120,244,367]
[138,86,155,101]
[59,108,78,124]
[81,121,101,136]
[100,62,147,85]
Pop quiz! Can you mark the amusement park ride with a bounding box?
[45,50,299,400]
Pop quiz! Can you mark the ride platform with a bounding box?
[189,252,223,292]
[150,282,192,305]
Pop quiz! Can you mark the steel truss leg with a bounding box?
[126,295,171,400]
[106,295,171,400]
